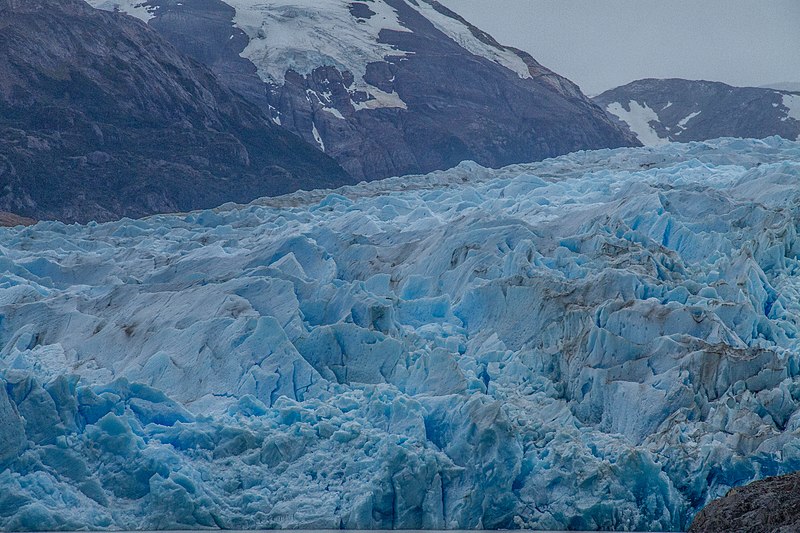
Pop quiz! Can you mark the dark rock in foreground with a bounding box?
[690,473,800,533]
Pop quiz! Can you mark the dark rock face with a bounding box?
[95,0,639,182]
[689,472,800,533]
[0,0,351,223]
[0,211,35,227]
[595,78,800,145]
[145,0,270,110]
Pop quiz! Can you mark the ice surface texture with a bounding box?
[1,138,800,530]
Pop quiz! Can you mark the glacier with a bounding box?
[1,138,800,530]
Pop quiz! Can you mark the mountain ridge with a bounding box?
[90,0,639,181]
[595,78,800,145]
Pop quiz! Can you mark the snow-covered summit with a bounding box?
[225,0,540,112]
[2,138,800,530]
[229,0,536,86]
[87,0,544,110]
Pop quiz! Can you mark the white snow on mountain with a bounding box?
[227,0,535,110]
[405,0,532,80]
[88,0,537,111]
[676,110,701,129]
[227,0,534,86]
[90,0,155,21]
[605,100,669,145]
[781,94,800,135]
[228,0,411,86]
[2,138,800,531]
[350,86,407,110]
[597,81,800,146]
[311,122,325,151]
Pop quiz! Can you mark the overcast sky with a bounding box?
[438,0,800,95]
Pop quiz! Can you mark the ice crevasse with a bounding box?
[1,137,800,530]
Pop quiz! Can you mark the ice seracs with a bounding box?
[1,138,800,530]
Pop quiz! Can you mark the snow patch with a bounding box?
[323,106,345,120]
[606,100,669,146]
[87,0,156,21]
[781,94,800,130]
[677,110,701,129]
[352,86,408,110]
[311,122,325,151]
[267,104,282,126]
[227,1,416,110]
[307,90,347,120]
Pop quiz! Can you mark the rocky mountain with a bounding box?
[0,0,351,223]
[0,211,34,227]
[762,82,800,93]
[595,78,800,145]
[89,0,639,181]
[689,473,800,532]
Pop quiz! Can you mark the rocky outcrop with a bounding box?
[595,78,800,145]
[689,473,800,533]
[0,211,35,227]
[91,0,639,182]
[0,0,351,223]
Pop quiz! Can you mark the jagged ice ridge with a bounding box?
[1,138,800,530]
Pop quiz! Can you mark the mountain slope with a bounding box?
[761,81,800,93]
[0,0,351,223]
[595,78,800,145]
[89,0,639,181]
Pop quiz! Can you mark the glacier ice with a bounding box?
[1,137,800,530]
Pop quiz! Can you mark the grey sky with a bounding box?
[438,0,800,95]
